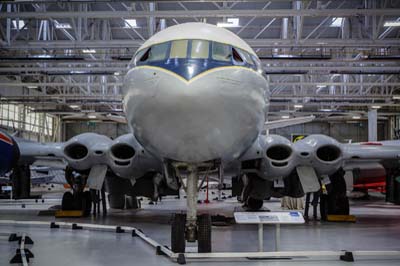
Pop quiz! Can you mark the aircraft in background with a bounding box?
[1,23,399,253]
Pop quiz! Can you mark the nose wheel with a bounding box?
[171,213,212,253]
[170,164,212,253]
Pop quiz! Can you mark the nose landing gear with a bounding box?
[170,163,212,253]
[61,167,92,216]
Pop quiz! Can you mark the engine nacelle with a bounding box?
[0,130,20,175]
[260,134,296,179]
[63,133,112,170]
[294,134,343,175]
[108,134,161,179]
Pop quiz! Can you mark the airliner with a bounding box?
[1,23,399,253]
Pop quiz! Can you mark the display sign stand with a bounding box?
[234,211,304,252]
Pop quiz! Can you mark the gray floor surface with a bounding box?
[0,193,400,266]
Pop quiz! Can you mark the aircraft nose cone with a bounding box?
[124,67,266,162]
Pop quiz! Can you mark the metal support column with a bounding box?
[275,224,281,251]
[258,224,264,252]
[368,109,378,141]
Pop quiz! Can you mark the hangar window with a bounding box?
[170,40,188,59]
[212,42,231,62]
[190,40,209,59]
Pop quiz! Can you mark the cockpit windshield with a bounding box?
[130,39,262,78]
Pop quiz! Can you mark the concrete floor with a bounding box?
[0,192,400,265]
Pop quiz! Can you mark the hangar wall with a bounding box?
[63,120,388,143]
[63,122,129,141]
[269,121,388,142]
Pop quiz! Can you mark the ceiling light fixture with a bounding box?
[82,49,96,54]
[124,19,139,28]
[54,20,72,29]
[12,20,26,30]
[217,18,240,28]
[330,17,344,27]
[384,20,400,27]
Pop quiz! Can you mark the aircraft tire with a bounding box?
[62,192,74,210]
[246,197,263,211]
[171,213,186,253]
[197,214,212,253]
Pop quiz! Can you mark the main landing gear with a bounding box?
[61,167,92,216]
[170,164,212,253]
[240,173,271,211]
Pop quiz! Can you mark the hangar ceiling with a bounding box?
[0,0,399,122]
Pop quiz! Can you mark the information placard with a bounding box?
[234,211,305,224]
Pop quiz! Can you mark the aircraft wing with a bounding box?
[239,134,400,194]
[264,115,315,130]
[343,141,400,160]
[0,129,162,183]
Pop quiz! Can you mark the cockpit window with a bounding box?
[239,49,254,65]
[133,48,148,65]
[232,48,244,64]
[170,40,188,59]
[131,39,260,77]
[212,42,231,62]
[138,48,150,62]
[191,40,209,59]
[147,42,169,62]
[251,55,263,73]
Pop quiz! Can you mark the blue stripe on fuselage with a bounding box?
[137,58,255,81]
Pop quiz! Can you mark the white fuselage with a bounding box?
[122,23,268,163]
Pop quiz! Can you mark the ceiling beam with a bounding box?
[4,38,400,50]
[2,9,400,19]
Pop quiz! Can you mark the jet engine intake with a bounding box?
[316,145,342,162]
[64,143,88,161]
[266,144,292,164]
[110,143,136,166]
